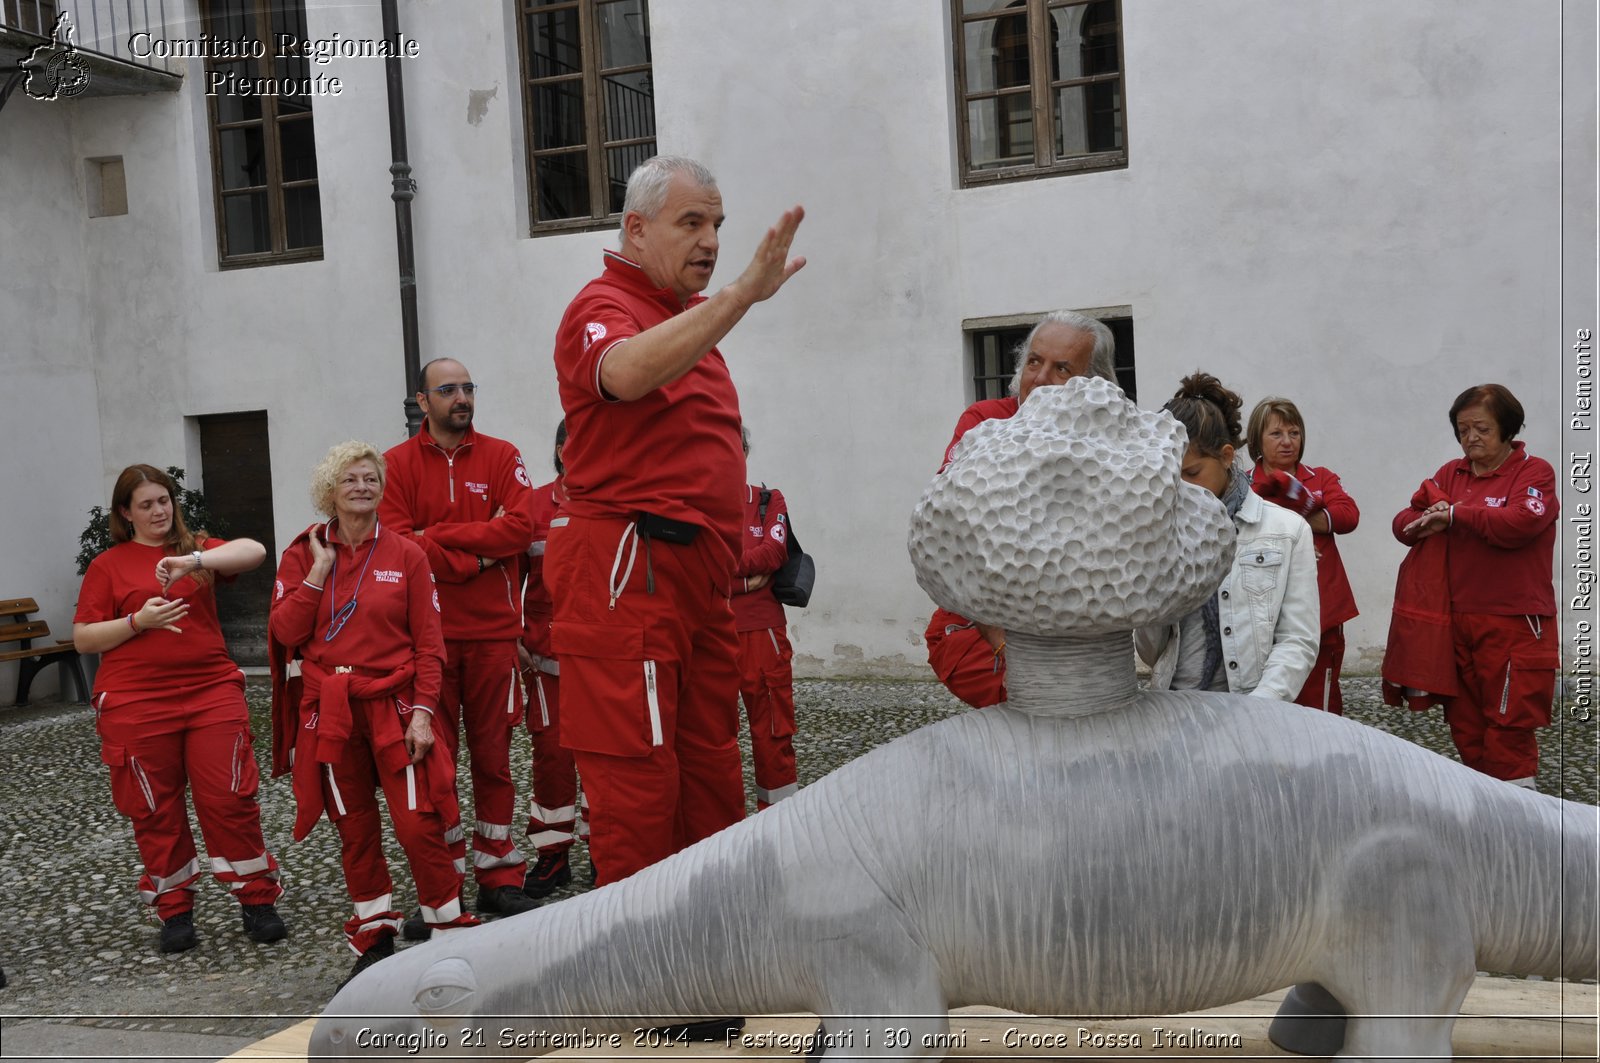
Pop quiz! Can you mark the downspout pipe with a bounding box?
[382,0,423,438]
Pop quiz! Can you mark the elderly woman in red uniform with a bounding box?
[1390,384,1560,789]
[269,441,476,985]
[1247,397,1360,713]
[73,464,285,954]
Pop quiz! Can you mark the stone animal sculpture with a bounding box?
[312,379,1596,1063]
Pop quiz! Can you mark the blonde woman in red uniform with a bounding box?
[1391,384,1559,788]
[1247,397,1361,713]
[73,464,285,954]
[270,441,477,985]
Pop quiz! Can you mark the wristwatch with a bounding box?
[193,549,204,571]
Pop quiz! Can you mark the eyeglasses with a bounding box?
[425,383,479,398]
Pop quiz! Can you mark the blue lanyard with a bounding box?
[324,520,380,642]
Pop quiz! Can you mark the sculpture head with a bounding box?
[909,377,1233,637]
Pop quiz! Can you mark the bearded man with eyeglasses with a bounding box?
[380,357,540,923]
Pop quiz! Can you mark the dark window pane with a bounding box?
[1051,1,1119,80]
[596,0,650,69]
[272,2,310,81]
[209,0,255,48]
[214,73,262,123]
[284,184,321,249]
[278,116,317,181]
[219,125,266,189]
[963,14,1030,94]
[602,69,653,142]
[276,94,312,117]
[606,141,653,212]
[968,93,1033,169]
[529,8,583,77]
[532,79,586,149]
[222,191,270,254]
[971,326,1029,401]
[1055,79,1122,157]
[535,151,589,220]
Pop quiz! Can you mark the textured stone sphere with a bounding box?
[908,378,1234,636]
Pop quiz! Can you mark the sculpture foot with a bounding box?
[1268,982,1348,1056]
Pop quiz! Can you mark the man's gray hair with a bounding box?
[622,155,718,219]
[1008,310,1117,396]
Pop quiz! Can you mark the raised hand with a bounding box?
[731,205,806,306]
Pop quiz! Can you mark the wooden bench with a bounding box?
[0,597,89,705]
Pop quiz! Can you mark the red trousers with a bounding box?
[318,701,473,952]
[95,678,281,920]
[1445,612,1557,783]
[924,608,1007,709]
[737,627,797,808]
[524,666,588,851]
[548,514,745,886]
[1292,625,1346,714]
[436,638,526,890]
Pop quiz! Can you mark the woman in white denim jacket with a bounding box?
[1136,373,1320,700]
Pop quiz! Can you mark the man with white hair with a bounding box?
[927,311,1117,708]
[547,156,805,890]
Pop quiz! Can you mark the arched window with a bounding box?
[954,0,1126,185]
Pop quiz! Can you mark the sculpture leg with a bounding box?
[1314,832,1475,1063]
[808,939,949,1061]
[1268,982,1348,1056]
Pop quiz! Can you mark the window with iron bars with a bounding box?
[518,0,655,234]
[967,311,1136,403]
[198,0,323,267]
[952,0,1127,187]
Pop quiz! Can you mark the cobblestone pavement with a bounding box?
[0,677,1592,1049]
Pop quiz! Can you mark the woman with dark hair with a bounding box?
[1389,384,1559,788]
[72,464,285,954]
[1246,397,1360,713]
[1136,374,1320,700]
[270,441,477,985]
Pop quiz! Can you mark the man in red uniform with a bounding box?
[380,358,538,917]
[926,311,1117,708]
[548,155,805,890]
[733,427,798,809]
[518,420,588,896]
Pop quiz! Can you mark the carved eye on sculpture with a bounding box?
[414,957,479,1018]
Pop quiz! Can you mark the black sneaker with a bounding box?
[477,884,539,916]
[159,911,198,954]
[240,903,287,943]
[522,850,572,899]
[341,933,395,989]
[401,910,432,941]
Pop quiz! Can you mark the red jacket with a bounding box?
[1390,442,1559,616]
[380,424,535,641]
[554,250,744,566]
[732,485,789,632]
[520,478,566,660]
[942,397,1019,471]
[1250,463,1359,629]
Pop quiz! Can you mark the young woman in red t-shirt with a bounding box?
[72,464,284,954]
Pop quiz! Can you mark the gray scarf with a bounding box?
[1199,465,1252,690]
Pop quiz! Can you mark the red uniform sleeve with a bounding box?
[74,555,117,624]
[1392,468,1450,544]
[941,408,987,472]
[424,448,536,560]
[556,291,644,402]
[379,452,485,583]
[1450,455,1560,549]
[404,545,445,712]
[1314,468,1360,535]
[737,487,791,578]
[267,537,322,651]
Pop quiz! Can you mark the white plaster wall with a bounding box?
[0,97,104,702]
[2,0,1582,689]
